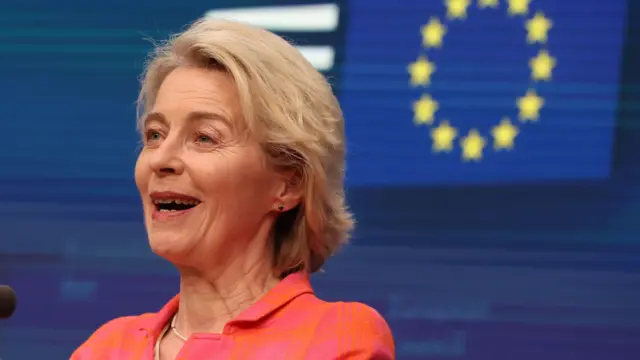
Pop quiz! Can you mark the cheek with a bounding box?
[193,154,276,211]
[134,153,150,194]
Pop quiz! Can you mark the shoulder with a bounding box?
[70,314,153,359]
[312,301,395,359]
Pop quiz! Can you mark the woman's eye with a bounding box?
[196,134,215,144]
[146,130,162,142]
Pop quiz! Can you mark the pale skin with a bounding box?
[134,66,301,359]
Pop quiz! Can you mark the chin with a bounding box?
[148,233,194,262]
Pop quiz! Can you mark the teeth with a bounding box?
[153,199,200,205]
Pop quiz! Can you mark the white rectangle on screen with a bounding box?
[205,4,339,32]
[296,46,335,71]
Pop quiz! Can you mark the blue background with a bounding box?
[1,0,639,359]
[343,0,624,185]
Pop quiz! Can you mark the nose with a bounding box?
[148,138,185,176]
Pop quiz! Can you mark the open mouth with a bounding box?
[151,192,201,213]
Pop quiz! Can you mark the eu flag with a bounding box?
[340,0,628,186]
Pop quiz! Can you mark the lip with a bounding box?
[149,191,201,202]
[149,191,201,221]
[151,207,197,221]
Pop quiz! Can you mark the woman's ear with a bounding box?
[273,170,303,212]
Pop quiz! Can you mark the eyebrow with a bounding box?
[142,110,230,129]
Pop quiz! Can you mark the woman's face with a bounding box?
[135,66,287,269]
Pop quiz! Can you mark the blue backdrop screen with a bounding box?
[343,0,625,185]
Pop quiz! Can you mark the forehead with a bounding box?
[150,66,241,125]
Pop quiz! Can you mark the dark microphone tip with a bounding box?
[0,285,17,319]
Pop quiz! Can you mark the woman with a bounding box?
[71,17,394,360]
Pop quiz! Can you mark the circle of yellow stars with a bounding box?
[408,0,555,161]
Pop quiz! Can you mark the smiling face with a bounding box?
[135,66,286,270]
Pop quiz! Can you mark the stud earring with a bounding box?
[277,204,285,212]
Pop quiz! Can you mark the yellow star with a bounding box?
[478,0,499,8]
[413,95,439,125]
[526,12,552,43]
[408,56,436,86]
[507,0,531,16]
[460,129,486,161]
[446,0,471,19]
[421,17,447,48]
[491,117,519,150]
[517,89,544,121]
[431,120,457,152]
[530,50,556,81]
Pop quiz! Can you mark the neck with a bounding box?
[174,237,280,335]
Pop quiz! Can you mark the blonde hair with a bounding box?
[137,18,354,274]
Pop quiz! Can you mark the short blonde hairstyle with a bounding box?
[137,18,354,274]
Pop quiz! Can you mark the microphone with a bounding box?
[0,285,17,319]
